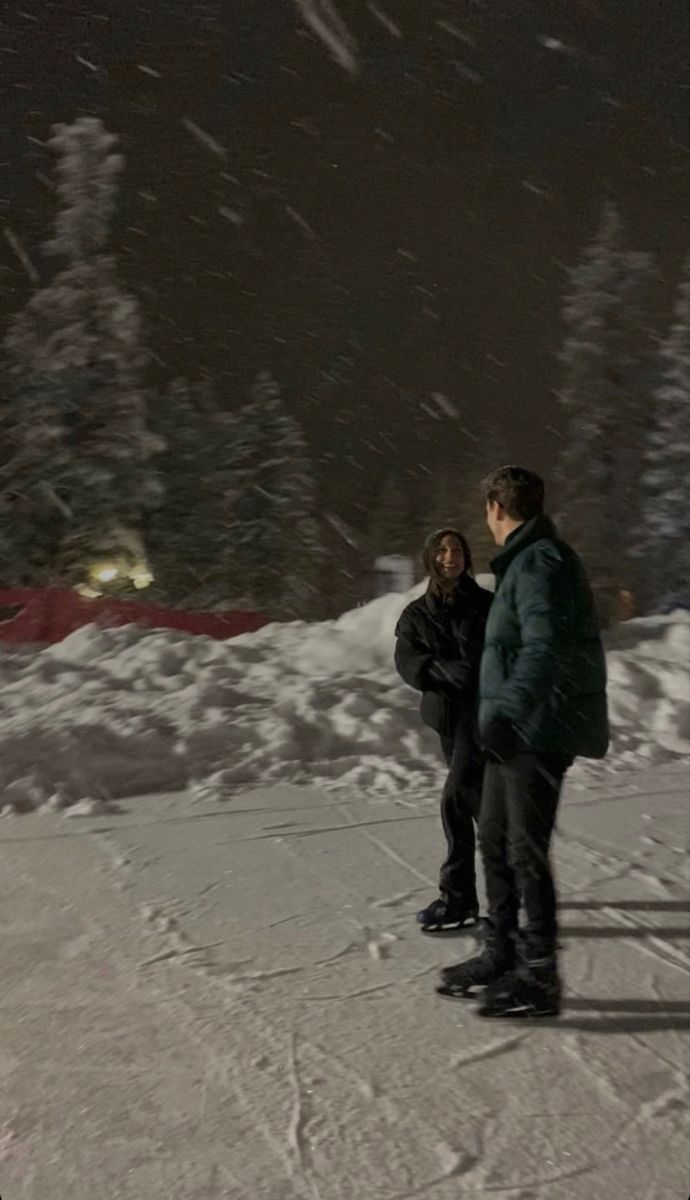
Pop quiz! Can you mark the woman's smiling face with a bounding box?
[435,534,465,582]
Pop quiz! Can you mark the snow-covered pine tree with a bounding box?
[145,378,210,603]
[555,202,653,605]
[145,378,245,607]
[317,511,370,617]
[639,255,690,607]
[2,118,161,585]
[367,471,413,560]
[225,371,323,618]
[0,371,72,585]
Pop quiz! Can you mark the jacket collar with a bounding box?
[490,514,557,581]
[424,571,479,616]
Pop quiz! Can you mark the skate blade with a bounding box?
[477,1003,560,1020]
[420,916,479,935]
[435,983,483,999]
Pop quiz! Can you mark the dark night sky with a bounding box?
[1,0,688,524]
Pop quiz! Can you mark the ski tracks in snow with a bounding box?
[287,1033,324,1200]
[61,770,690,1199]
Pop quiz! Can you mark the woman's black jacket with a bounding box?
[394,575,493,739]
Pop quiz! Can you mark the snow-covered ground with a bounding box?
[0,586,688,812]
[1,591,688,1196]
[1,762,688,1197]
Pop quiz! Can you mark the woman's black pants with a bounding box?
[438,724,484,908]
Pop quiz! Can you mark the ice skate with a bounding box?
[417,895,479,934]
[436,937,515,997]
[477,956,561,1019]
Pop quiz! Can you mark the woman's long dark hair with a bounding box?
[423,527,474,597]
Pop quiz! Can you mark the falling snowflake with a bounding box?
[432,393,459,419]
[368,2,402,39]
[538,34,576,55]
[181,117,228,160]
[285,205,317,239]
[219,206,244,226]
[435,20,475,47]
[293,0,359,74]
[75,53,99,72]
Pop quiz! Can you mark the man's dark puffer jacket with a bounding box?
[395,574,493,739]
[479,514,609,759]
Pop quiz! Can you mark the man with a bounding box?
[438,466,608,1018]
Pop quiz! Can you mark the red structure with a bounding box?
[0,588,268,645]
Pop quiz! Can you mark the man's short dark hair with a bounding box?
[482,465,545,521]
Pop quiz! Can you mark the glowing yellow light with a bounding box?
[131,569,154,590]
[94,566,119,583]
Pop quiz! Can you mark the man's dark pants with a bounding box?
[478,751,572,957]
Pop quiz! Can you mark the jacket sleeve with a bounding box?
[394,610,434,692]
[496,550,568,726]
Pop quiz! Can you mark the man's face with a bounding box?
[486,500,503,544]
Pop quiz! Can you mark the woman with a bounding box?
[394,528,493,931]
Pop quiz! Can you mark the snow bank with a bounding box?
[0,587,688,812]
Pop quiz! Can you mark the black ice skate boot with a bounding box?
[436,931,516,997]
[477,952,561,1019]
[417,895,479,933]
